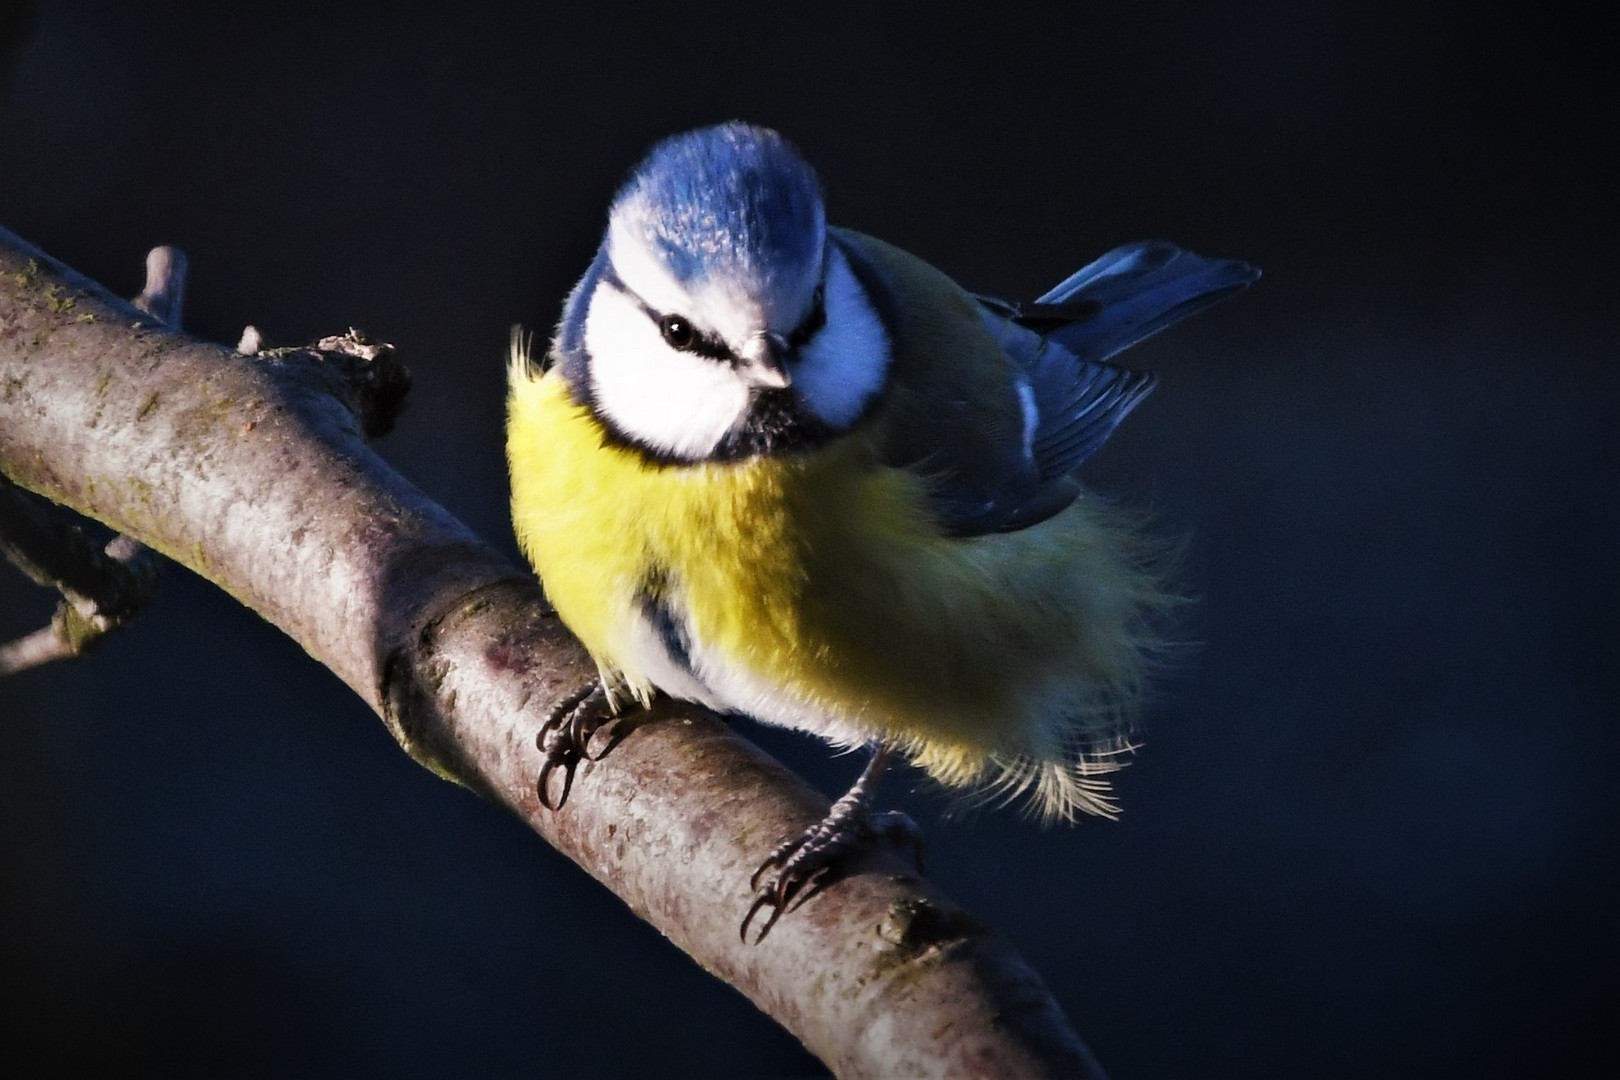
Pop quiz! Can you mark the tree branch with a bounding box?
[0,243,182,673]
[0,225,1108,1079]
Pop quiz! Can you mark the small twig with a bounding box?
[236,324,265,355]
[0,477,160,675]
[236,324,411,438]
[132,244,187,327]
[0,625,71,674]
[309,328,411,438]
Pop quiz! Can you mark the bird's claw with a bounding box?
[741,803,924,943]
[536,679,614,810]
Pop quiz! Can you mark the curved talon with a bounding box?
[538,681,597,737]
[569,714,594,759]
[536,752,577,811]
[741,746,924,943]
[742,830,860,943]
[535,679,613,810]
[749,836,799,891]
[741,863,827,943]
[583,720,636,763]
[574,711,616,760]
[741,893,782,943]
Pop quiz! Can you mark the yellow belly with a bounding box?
[508,367,1163,816]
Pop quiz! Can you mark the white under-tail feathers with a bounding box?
[899,490,1187,824]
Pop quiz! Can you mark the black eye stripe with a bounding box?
[600,265,822,362]
[601,271,734,360]
[678,326,734,361]
[649,311,731,360]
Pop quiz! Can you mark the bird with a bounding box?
[507,122,1257,939]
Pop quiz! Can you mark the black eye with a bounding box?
[659,314,695,350]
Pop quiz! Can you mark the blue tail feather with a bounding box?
[1035,241,1260,364]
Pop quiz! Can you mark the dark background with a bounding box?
[1,2,1614,1076]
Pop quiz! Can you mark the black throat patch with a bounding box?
[710,387,838,461]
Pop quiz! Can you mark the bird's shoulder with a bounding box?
[831,228,1053,536]
[830,228,1017,402]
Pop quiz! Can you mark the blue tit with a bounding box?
[507,122,1257,932]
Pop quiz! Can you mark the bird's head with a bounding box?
[558,123,889,463]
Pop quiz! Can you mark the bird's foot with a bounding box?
[536,679,616,810]
[742,779,924,943]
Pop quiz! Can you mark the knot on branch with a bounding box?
[248,328,412,440]
[312,329,411,438]
[875,896,988,959]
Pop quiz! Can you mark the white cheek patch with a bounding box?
[792,246,889,429]
[583,286,751,458]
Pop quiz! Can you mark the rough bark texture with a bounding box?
[0,225,1108,1079]
[0,240,177,674]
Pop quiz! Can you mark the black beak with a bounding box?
[738,332,791,390]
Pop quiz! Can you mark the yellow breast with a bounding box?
[508,365,1164,814]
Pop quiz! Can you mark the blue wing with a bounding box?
[975,242,1259,531]
[839,229,1258,536]
[1000,240,1257,475]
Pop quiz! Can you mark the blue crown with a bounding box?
[609,123,826,287]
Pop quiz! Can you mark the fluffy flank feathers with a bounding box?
[910,499,1183,823]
